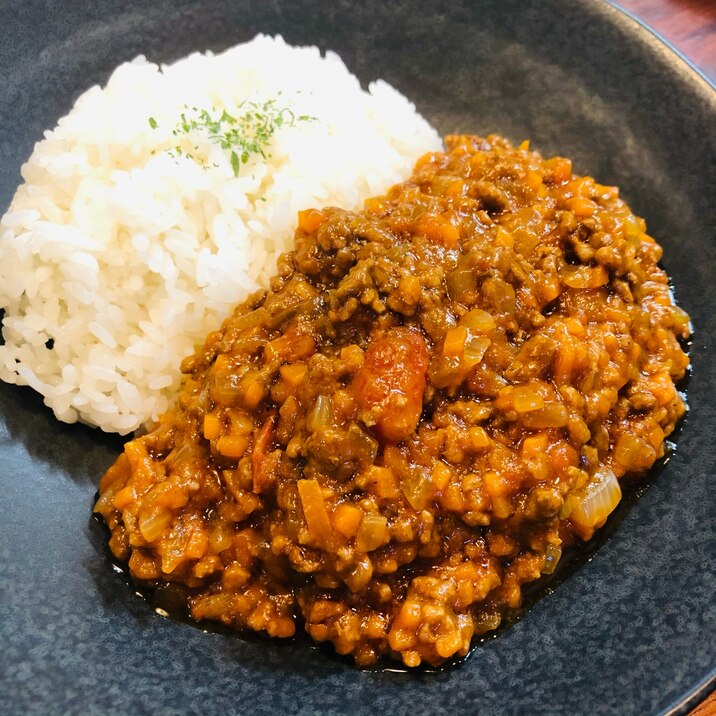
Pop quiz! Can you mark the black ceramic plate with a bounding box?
[1,1,714,714]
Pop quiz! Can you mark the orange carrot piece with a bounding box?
[443,326,468,356]
[415,213,460,247]
[298,478,333,546]
[252,409,277,494]
[297,208,326,234]
[203,412,222,441]
[332,503,363,538]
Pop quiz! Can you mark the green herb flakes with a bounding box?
[158,100,316,176]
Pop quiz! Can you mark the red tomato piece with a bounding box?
[352,327,429,443]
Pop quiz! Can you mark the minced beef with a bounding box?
[95,134,690,667]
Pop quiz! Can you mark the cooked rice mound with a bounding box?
[0,35,440,433]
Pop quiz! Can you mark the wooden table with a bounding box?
[611,4,715,713]
[616,0,716,80]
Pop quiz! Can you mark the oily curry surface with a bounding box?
[95,135,690,667]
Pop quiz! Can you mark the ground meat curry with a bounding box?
[95,134,690,667]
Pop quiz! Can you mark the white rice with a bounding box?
[0,35,441,434]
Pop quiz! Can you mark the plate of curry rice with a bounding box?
[0,1,714,714]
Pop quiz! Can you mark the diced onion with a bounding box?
[355,513,390,552]
[347,422,378,463]
[402,466,434,511]
[570,466,622,529]
[138,507,174,542]
[463,335,491,368]
[231,307,267,331]
[513,386,545,413]
[460,308,496,333]
[307,394,333,431]
[446,267,476,301]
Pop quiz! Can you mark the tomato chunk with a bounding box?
[352,327,429,443]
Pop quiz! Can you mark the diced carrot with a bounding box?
[297,478,333,546]
[538,277,561,304]
[279,362,307,388]
[230,411,254,435]
[216,434,249,459]
[445,179,465,197]
[185,529,209,559]
[365,197,388,215]
[359,465,400,499]
[394,600,422,630]
[562,265,609,289]
[332,503,363,538]
[648,424,666,449]
[398,274,422,304]
[564,317,585,335]
[546,157,572,184]
[526,170,543,191]
[264,333,315,363]
[468,426,490,451]
[331,389,355,420]
[522,433,549,459]
[212,353,230,373]
[484,470,509,499]
[297,208,325,234]
[416,213,460,247]
[440,483,465,512]
[252,409,277,494]
[431,461,453,491]
[436,632,463,659]
[240,376,266,410]
[495,226,514,249]
[443,325,468,356]
[650,371,676,405]
[203,412,223,441]
[340,344,364,366]
[415,151,441,170]
[573,176,594,196]
[594,183,619,200]
[113,485,135,510]
[469,152,486,172]
[566,197,597,218]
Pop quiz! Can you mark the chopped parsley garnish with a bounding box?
[149,100,316,175]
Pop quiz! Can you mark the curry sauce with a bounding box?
[95,134,690,667]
